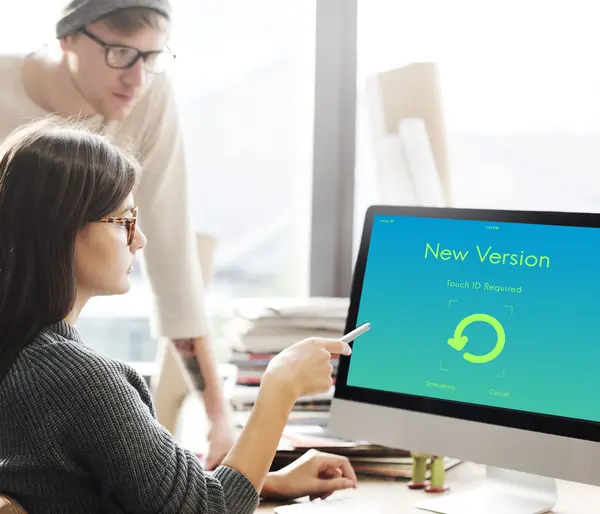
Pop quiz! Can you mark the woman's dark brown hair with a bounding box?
[0,117,138,379]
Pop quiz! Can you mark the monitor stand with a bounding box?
[413,466,558,514]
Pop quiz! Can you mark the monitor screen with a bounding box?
[345,212,600,424]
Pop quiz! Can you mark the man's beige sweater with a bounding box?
[0,53,208,339]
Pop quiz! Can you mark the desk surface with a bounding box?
[257,462,600,513]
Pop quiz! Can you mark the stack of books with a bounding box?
[225,297,348,436]
[232,387,334,428]
[225,297,348,352]
[225,296,348,388]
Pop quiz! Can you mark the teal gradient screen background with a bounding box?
[347,214,600,423]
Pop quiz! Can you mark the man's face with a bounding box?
[60,20,170,120]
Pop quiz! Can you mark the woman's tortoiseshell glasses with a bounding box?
[99,207,138,246]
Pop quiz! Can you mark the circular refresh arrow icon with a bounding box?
[447,313,506,364]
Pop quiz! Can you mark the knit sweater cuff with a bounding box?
[212,466,259,514]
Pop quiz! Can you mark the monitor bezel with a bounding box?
[334,205,600,443]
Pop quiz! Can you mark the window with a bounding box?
[169,0,315,300]
[354,0,600,248]
[0,1,316,364]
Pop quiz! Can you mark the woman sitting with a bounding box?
[0,118,355,513]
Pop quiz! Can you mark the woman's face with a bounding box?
[74,194,146,298]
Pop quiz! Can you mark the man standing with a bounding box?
[0,0,234,469]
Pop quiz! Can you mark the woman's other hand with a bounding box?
[262,449,357,500]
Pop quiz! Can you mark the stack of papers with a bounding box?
[224,297,349,354]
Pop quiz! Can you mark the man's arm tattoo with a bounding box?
[173,339,206,391]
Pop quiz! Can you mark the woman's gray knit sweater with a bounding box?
[0,321,259,513]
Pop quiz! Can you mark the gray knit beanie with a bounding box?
[56,0,172,38]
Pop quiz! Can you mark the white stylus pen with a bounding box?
[340,322,372,343]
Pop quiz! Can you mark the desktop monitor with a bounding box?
[328,205,600,514]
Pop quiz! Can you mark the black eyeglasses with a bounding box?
[80,28,175,74]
